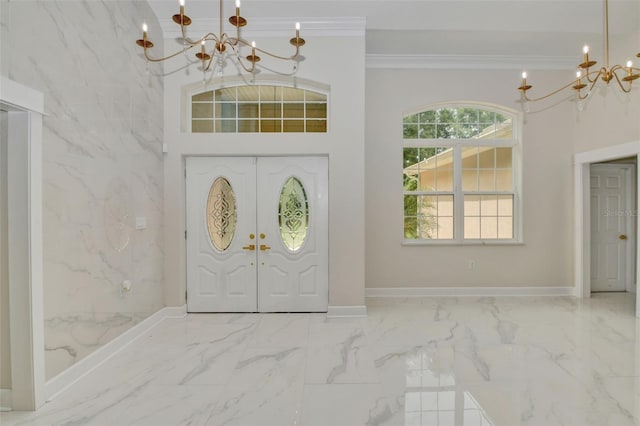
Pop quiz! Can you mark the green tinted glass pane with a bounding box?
[306,120,327,132]
[306,103,327,118]
[259,86,279,101]
[238,120,259,132]
[283,103,304,118]
[192,103,213,119]
[192,91,213,101]
[283,120,304,132]
[238,103,259,119]
[215,120,236,133]
[192,120,213,133]
[216,103,236,119]
[215,87,236,101]
[283,87,304,101]
[261,103,281,119]
[260,120,281,132]
[305,91,326,102]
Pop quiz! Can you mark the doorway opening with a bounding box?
[575,142,640,319]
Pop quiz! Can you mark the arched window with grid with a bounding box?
[403,104,521,243]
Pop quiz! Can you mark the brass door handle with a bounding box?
[259,244,271,251]
[242,244,256,251]
[619,234,628,240]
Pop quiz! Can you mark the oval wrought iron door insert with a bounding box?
[207,177,237,252]
[279,176,309,252]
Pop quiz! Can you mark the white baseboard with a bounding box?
[44,305,186,402]
[0,388,11,411]
[366,286,575,297]
[327,305,367,318]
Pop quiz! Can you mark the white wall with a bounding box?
[0,110,9,389]
[162,33,367,308]
[366,69,575,289]
[0,1,165,380]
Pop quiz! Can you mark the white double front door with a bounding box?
[186,156,328,312]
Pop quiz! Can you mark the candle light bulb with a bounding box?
[576,70,581,79]
[142,22,148,32]
[251,41,256,48]
[296,22,301,31]
[627,60,633,68]
[180,0,185,6]
[236,0,240,7]
[522,72,527,79]
[583,45,589,54]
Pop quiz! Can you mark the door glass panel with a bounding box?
[279,177,309,252]
[207,177,237,252]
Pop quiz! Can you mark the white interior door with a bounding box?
[257,157,328,312]
[186,157,257,312]
[186,156,328,312]
[590,164,634,292]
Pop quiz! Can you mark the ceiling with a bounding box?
[146,0,640,63]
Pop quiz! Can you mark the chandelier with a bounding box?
[135,0,305,74]
[518,0,639,105]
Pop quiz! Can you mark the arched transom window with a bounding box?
[191,85,327,133]
[403,104,521,243]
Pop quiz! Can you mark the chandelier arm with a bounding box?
[227,42,256,73]
[180,32,221,48]
[228,38,302,61]
[143,44,197,62]
[612,72,633,93]
[521,79,594,103]
[584,67,604,84]
[203,50,217,72]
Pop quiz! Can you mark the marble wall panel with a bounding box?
[0,0,165,380]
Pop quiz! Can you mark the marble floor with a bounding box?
[2,293,639,426]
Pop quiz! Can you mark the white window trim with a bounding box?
[402,103,523,245]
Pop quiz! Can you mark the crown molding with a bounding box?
[366,54,579,70]
[159,17,366,39]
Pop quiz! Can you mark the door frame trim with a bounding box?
[574,140,640,318]
[0,77,46,410]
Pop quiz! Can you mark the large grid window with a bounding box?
[191,85,327,133]
[403,105,519,243]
